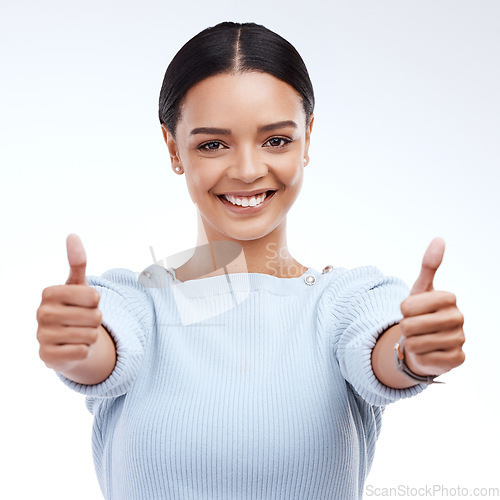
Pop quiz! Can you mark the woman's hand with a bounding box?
[399,237,466,378]
[371,238,465,388]
[36,234,116,384]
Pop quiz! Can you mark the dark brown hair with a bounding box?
[158,21,315,137]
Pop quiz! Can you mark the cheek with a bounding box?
[288,169,304,194]
[275,157,303,188]
[184,164,218,201]
[290,162,304,185]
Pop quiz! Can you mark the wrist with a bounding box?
[394,336,443,385]
[372,324,422,389]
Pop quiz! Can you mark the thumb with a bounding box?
[66,233,88,286]
[410,237,445,294]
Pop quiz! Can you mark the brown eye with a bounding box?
[199,141,225,151]
[264,137,292,148]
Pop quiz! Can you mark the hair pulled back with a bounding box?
[158,22,315,137]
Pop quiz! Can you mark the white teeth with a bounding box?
[224,192,267,207]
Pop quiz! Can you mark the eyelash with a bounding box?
[197,136,292,153]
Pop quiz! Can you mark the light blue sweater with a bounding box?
[57,263,427,499]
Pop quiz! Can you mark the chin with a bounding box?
[220,218,285,242]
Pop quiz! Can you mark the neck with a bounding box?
[173,214,306,282]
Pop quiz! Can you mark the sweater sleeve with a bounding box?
[327,266,428,406]
[55,268,155,400]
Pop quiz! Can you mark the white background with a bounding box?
[1,0,499,498]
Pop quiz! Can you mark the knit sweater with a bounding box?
[57,263,427,500]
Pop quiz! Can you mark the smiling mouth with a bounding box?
[216,190,277,209]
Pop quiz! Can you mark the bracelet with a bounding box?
[394,336,443,385]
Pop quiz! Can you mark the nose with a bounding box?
[226,146,268,184]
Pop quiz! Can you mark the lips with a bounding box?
[216,189,277,213]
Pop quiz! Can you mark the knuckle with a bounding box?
[36,326,44,343]
[38,345,51,364]
[42,306,57,325]
[458,330,466,346]
[75,344,90,360]
[35,306,43,323]
[400,297,415,317]
[448,329,461,345]
[452,310,464,326]
[451,349,466,367]
[444,292,457,306]
[41,287,53,302]
[37,327,55,345]
[445,311,463,329]
[88,288,100,306]
[459,350,466,366]
[36,305,51,325]
[398,318,409,334]
[442,315,455,330]
[400,298,410,316]
[399,317,415,336]
[94,309,103,325]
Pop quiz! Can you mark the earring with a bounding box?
[303,158,307,164]
[175,166,181,172]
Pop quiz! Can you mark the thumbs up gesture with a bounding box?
[36,234,104,374]
[399,238,466,378]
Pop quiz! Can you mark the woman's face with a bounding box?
[162,71,314,242]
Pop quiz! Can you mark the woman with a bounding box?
[36,21,465,499]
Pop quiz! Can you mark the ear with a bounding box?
[303,114,314,166]
[161,124,182,172]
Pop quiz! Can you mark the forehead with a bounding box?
[178,72,306,132]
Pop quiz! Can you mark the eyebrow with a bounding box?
[189,120,298,136]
